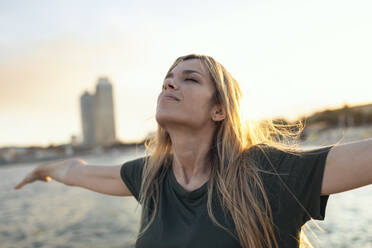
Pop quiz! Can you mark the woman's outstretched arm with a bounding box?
[13,158,133,197]
[321,137,372,195]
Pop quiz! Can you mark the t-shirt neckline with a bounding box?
[168,165,209,200]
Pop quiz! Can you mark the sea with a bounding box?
[1,146,371,248]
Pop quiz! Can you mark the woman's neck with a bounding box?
[168,128,214,191]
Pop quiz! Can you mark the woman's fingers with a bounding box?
[14,173,34,189]
[14,182,23,190]
[14,177,29,190]
[13,169,51,190]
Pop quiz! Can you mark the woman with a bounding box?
[14,54,372,248]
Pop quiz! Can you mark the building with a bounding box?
[80,77,117,147]
[94,77,117,146]
[80,91,96,147]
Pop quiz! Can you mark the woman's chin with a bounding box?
[155,114,170,127]
[155,113,183,128]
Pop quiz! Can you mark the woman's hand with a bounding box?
[13,158,132,197]
[13,158,81,190]
[13,165,51,189]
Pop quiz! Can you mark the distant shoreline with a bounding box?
[300,125,372,147]
[0,143,145,167]
[2,125,372,167]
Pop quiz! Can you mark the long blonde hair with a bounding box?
[138,54,318,248]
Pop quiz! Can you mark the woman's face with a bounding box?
[156,59,218,131]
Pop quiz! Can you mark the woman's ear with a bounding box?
[212,105,226,122]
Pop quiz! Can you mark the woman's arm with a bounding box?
[14,158,133,197]
[321,137,372,195]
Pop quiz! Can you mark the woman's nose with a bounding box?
[163,79,177,90]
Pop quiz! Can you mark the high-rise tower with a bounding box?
[94,77,117,146]
[80,91,96,147]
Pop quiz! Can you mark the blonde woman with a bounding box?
[14,54,372,248]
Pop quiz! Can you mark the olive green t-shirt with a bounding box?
[120,144,333,248]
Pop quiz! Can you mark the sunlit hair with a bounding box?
[138,54,322,248]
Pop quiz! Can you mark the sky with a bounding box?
[1,0,371,147]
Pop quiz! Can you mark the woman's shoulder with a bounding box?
[243,143,284,163]
[242,143,306,175]
[120,156,149,180]
[122,155,149,167]
[121,155,169,177]
[243,143,334,185]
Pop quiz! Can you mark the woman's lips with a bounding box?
[160,95,179,101]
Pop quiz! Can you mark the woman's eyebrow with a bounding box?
[165,70,203,79]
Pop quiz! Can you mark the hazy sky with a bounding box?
[1,0,371,147]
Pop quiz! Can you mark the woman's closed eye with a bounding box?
[185,78,198,83]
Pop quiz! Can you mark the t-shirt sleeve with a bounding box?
[252,143,334,221]
[120,156,146,202]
